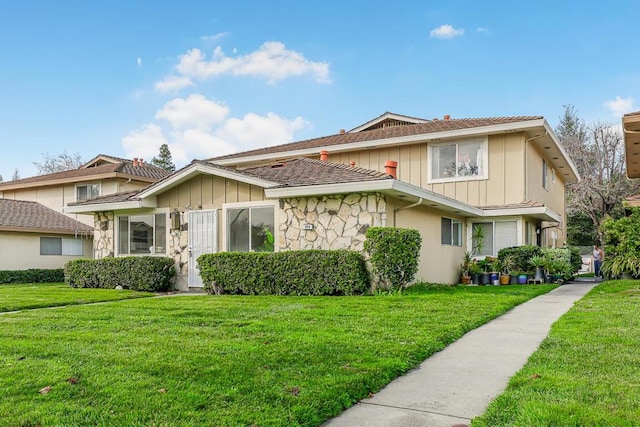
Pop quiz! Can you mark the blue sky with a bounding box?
[2,1,640,180]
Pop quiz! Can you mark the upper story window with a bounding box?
[76,183,100,202]
[441,217,462,246]
[117,213,167,255]
[429,138,487,183]
[542,160,549,191]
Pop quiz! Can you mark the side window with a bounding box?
[441,217,461,246]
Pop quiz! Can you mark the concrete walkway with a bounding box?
[323,281,598,427]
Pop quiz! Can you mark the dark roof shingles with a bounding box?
[0,199,94,233]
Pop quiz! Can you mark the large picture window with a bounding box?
[40,237,83,256]
[471,221,517,257]
[430,139,486,182]
[227,206,275,252]
[441,217,462,246]
[118,213,167,255]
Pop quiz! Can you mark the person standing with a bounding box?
[593,244,604,278]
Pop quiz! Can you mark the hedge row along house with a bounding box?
[61,113,579,291]
[0,155,170,269]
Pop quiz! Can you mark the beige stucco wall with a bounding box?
[526,144,567,246]
[0,231,92,270]
[386,199,466,285]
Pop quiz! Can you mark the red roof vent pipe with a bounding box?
[319,150,328,161]
[444,114,451,120]
[139,158,144,165]
[350,161,356,167]
[133,157,138,166]
[384,160,397,179]
[339,129,346,134]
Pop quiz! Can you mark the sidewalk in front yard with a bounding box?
[323,281,598,427]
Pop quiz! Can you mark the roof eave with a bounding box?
[482,206,561,222]
[213,119,548,166]
[0,226,92,235]
[64,198,156,214]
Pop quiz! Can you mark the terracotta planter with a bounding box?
[500,274,510,285]
[461,275,472,285]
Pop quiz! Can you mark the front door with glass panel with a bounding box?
[188,210,217,287]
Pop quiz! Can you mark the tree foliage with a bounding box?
[556,105,640,244]
[33,151,84,175]
[151,144,176,173]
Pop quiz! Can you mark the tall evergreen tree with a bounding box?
[151,144,176,173]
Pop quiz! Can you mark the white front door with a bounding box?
[188,210,218,287]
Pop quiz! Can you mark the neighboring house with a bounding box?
[66,112,580,291]
[0,199,93,270]
[622,111,640,179]
[0,154,170,227]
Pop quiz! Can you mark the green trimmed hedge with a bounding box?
[197,250,369,296]
[364,227,422,291]
[497,245,542,273]
[64,257,176,292]
[0,268,65,284]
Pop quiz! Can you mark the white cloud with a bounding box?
[155,94,229,130]
[201,32,229,42]
[604,96,635,117]
[154,75,195,92]
[137,57,142,67]
[121,124,169,160]
[429,24,464,39]
[122,94,309,166]
[172,41,331,84]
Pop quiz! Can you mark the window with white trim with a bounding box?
[76,183,100,202]
[117,213,167,255]
[441,217,462,246]
[542,160,549,191]
[471,221,518,257]
[40,237,83,256]
[430,139,487,182]
[227,206,275,252]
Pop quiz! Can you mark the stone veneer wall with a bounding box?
[94,211,114,258]
[279,193,386,252]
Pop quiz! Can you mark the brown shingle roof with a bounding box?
[241,158,391,187]
[0,199,94,234]
[68,190,141,206]
[0,159,170,189]
[209,116,543,162]
[478,201,545,209]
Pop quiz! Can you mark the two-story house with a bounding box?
[0,154,170,269]
[67,113,579,290]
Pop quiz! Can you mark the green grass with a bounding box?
[473,280,640,426]
[0,284,554,427]
[0,283,154,312]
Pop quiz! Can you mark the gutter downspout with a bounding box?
[393,197,423,226]
[524,131,548,201]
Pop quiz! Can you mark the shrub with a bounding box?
[197,250,369,296]
[601,209,640,278]
[497,245,542,273]
[568,246,582,274]
[65,257,176,292]
[364,227,422,291]
[0,268,65,284]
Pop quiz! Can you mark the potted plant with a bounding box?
[500,254,516,285]
[478,258,492,285]
[459,251,473,285]
[469,260,483,285]
[472,225,486,256]
[490,258,501,285]
[601,256,640,279]
[529,255,546,281]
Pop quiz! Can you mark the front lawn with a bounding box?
[473,280,640,426]
[0,284,555,426]
[0,283,154,312]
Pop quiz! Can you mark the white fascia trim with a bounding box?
[214,119,547,166]
[138,163,279,199]
[64,198,157,214]
[482,206,561,222]
[265,179,484,217]
[543,120,581,181]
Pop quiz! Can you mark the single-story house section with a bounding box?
[67,157,565,291]
[0,199,93,270]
